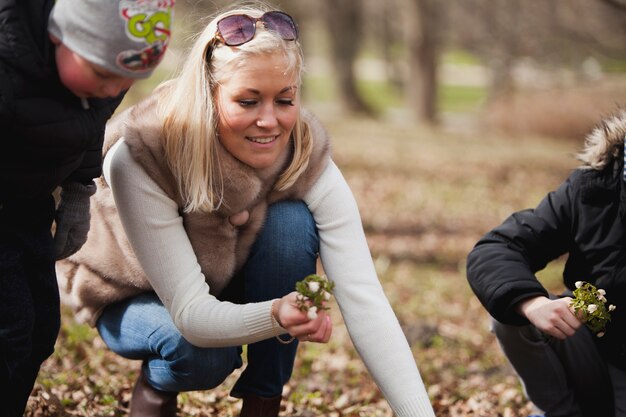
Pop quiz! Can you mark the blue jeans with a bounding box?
[97,201,319,397]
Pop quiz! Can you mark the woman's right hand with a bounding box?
[273,291,333,343]
[517,295,583,339]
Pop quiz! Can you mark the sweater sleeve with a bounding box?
[104,140,286,347]
[304,161,436,417]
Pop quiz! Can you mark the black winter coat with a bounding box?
[467,111,626,370]
[0,0,124,209]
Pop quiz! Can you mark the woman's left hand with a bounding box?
[296,312,332,343]
[274,292,333,343]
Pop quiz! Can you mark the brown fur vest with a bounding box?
[56,92,331,326]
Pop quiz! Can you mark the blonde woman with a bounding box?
[57,3,436,417]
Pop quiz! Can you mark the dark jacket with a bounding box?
[467,109,626,370]
[0,0,124,213]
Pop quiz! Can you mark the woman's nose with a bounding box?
[256,105,278,128]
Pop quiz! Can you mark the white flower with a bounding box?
[575,281,583,288]
[598,295,607,303]
[323,291,331,301]
[598,289,606,296]
[307,281,320,293]
[587,304,598,313]
[307,306,318,320]
[597,332,605,338]
[609,305,617,312]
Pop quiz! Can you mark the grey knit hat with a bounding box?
[48,0,174,79]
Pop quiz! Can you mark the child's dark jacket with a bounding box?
[0,0,123,215]
[467,109,626,370]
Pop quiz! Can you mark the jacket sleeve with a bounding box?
[0,60,11,133]
[65,96,125,185]
[466,174,577,325]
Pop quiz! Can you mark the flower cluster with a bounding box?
[295,274,335,320]
[570,281,616,337]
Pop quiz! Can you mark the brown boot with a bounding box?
[239,394,282,417]
[129,373,178,417]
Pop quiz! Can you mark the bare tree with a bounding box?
[321,0,375,115]
[446,0,626,101]
[401,0,442,125]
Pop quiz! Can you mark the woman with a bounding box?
[56,4,436,417]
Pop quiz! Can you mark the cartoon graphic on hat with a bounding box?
[117,0,173,74]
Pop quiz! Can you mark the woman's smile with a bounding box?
[247,135,279,144]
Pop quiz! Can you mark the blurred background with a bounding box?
[127,0,626,140]
[28,1,626,416]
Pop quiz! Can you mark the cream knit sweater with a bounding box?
[104,140,436,417]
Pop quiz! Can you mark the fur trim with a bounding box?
[577,108,626,170]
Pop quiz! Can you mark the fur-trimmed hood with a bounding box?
[578,108,626,170]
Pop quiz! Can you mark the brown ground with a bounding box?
[27,114,577,416]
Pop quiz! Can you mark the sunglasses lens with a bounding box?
[217,15,255,46]
[262,11,298,41]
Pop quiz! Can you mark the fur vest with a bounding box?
[56,91,331,326]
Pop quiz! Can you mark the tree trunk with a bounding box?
[322,0,375,115]
[403,0,440,125]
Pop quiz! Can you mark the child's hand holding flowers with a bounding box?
[570,281,617,337]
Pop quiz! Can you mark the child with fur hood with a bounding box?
[467,108,626,417]
[56,4,436,417]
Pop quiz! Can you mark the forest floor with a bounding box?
[26,114,578,416]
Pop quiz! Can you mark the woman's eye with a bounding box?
[238,100,257,106]
[277,98,294,106]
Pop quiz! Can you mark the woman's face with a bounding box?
[216,53,299,169]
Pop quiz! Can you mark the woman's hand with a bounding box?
[517,296,583,339]
[229,210,249,226]
[274,292,333,343]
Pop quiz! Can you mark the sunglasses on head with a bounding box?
[214,11,298,47]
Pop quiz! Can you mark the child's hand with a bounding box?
[519,296,582,339]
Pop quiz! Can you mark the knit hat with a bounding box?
[48,0,174,79]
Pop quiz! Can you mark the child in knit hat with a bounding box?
[48,0,173,98]
[0,1,173,415]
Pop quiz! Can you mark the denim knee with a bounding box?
[254,200,319,259]
[146,328,242,392]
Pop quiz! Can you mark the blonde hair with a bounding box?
[157,3,311,213]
